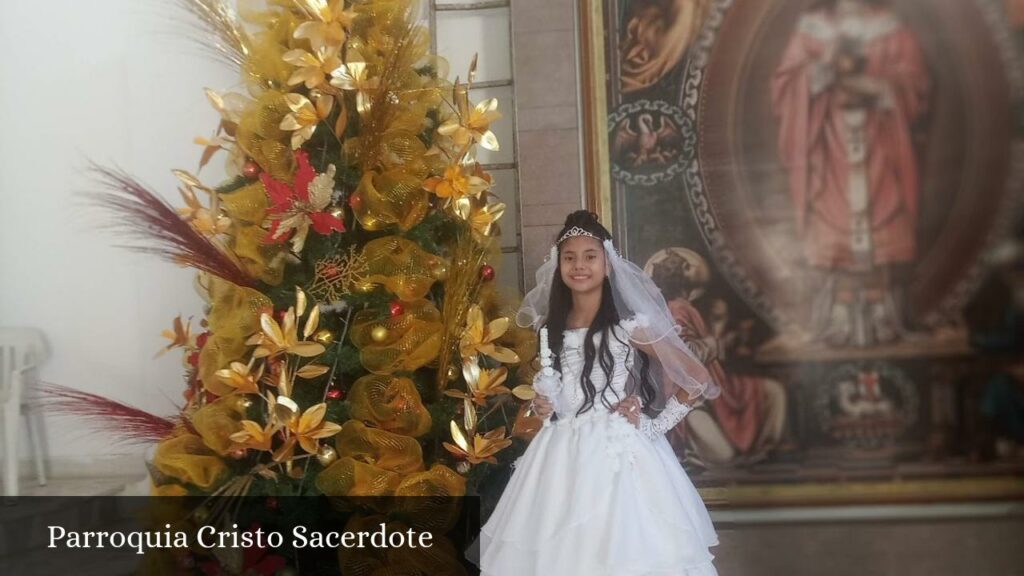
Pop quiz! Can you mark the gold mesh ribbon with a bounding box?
[360,236,446,301]
[388,464,466,533]
[239,6,299,93]
[236,90,294,180]
[334,420,425,474]
[347,374,432,437]
[336,515,467,576]
[189,396,247,455]
[349,169,430,231]
[220,181,285,285]
[198,277,272,395]
[350,298,443,374]
[315,457,403,497]
[153,433,227,490]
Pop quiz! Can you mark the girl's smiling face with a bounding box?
[559,236,607,294]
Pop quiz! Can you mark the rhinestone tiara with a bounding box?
[557,226,599,245]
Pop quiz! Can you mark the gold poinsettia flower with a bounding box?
[157,315,194,357]
[280,91,335,150]
[196,89,250,174]
[424,163,490,206]
[438,97,501,152]
[329,57,379,114]
[466,195,506,238]
[248,307,326,360]
[215,360,264,395]
[293,0,356,52]
[443,421,513,465]
[177,182,230,236]
[459,306,520,364]
[283,46,343,90]
[229,420,278,452]
[286,402,342,455]
[445,362,511,406]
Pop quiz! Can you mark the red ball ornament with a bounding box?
[348,193,363,211]
[480,264,495,282]
[326,388,344,400]
[389,300,405,317]
[242,160,261,179]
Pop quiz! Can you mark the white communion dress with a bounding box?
[477,322,719,576]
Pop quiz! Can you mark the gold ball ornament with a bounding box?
[430,261,448,281]
[370,325,389,343]
[316,444,338,467]
[313,329,335,346]
[446,364,460,381]
[233,395,254,412]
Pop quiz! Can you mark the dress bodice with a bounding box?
[555,323,636,418]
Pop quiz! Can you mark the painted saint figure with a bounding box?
[647,248,788,467]
[772,0,930,346]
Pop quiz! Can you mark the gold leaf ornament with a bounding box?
[292,0,356,53]
[279,91,334,150]
[438,96,501,152]
[459,305,520,364]
[443,423,513,466]
[283,45,342,90]
[249,307,326,360]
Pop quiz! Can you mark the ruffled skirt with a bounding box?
[477,411,719,576]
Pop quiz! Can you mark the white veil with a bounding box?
[517,239,719,409]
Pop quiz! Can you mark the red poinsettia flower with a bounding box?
[261,150,345,253]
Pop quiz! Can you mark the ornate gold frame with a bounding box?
[577,0,613,232]
[574,0,1024,509]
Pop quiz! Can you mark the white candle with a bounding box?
[539,327,553,377]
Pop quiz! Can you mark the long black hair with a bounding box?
[545,211,656,416]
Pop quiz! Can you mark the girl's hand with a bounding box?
[612,395,643,426]
[531,394,555,419]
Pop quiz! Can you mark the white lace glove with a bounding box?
[532,369,563,416]
[637,397,693,441]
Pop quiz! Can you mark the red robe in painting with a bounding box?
[771,6,929,269]
[668,299,764,453]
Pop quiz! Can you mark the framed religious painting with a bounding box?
[579,0,1024,507]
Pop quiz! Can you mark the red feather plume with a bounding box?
[87,163,257,288]
[35,382,180,446]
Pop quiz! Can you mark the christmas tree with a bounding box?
[46,0,539,569]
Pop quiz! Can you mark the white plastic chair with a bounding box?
[0,328,48,496]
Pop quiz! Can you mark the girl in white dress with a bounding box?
[477,211,722,576]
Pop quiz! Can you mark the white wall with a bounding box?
[0,0,235,475]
